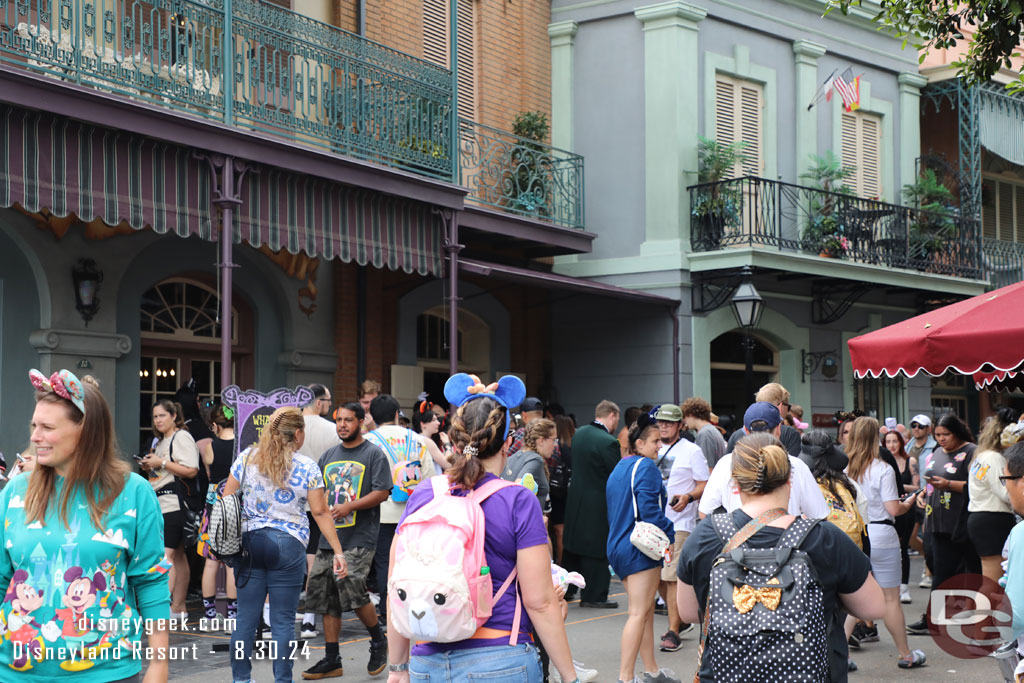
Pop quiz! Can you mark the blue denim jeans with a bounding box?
[410,644,542,683]
[231,527,307,683]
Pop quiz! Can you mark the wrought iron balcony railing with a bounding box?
[0,0,454,179]
[688,176,982,280]
[982,237,1024,289]
[459,119,584,230]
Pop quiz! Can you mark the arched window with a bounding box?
[140,278,237,343]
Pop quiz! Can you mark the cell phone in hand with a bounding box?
[670,495,680,506]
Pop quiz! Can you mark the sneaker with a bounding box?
[897,649,926,669]
[906,617,930,635]
[654,597,668,616]
[677,623,695,637]
[859,624,879,643]
[302,656,343,679]
[848,658,858,672]
[223,617,235,634]
[368,637,388,676]
[900,587,913,604]
[369,591,381,606]
[260,616,272,640]
[552,661,599,683]
[660,630,682,652]
[300,619,318,639]
[642,669,681,683]
[848,634,861,650]
[919,571,932,589]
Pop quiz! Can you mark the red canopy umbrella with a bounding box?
[974,369,1024,393]
[848,280,1024,379]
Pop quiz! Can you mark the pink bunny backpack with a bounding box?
[389,475,521,643]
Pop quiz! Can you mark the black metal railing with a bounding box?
[688,176,982,280]
[982,238,1024,289]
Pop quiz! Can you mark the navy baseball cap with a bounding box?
[744,402,782,432]
[520,397,544,412]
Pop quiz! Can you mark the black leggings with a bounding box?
[926,531,981,590]
[896,514,915,585]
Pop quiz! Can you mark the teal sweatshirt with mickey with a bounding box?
[0,472,170,681]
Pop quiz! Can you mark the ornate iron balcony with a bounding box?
[0,0,454,179]
[458,119,584,230]
[982,237,1024,289]
[687,176,982,280]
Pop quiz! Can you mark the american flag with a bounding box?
[829,68,861,112]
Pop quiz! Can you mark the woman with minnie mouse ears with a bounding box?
[386,373,579,683]
[0,369,172,682]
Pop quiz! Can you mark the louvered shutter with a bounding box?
[841,112,882,198]
[422,0,476,120]
[999,181,1015,241]
[714,74,763,178]
[982,180,997,239]
[1015,185,1024,242]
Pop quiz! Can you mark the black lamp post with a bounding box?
[731,266,764,406]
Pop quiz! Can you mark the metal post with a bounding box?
[443,211,462,376]
[449,0,459,184]
[671,306,680,405]
[222,0,234,126]
[743,334,755,408]
[219,156,235,392]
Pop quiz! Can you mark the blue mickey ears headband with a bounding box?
[443,373,527,441]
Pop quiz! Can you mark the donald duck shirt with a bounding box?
[0,472,170,680]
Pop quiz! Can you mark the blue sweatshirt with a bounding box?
[0,472,170,680]
[606,455,674,578]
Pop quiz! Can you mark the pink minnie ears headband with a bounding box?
[444,373,527,441]
[29,369,86,414]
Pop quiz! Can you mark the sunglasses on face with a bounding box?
[910,423,924,429]
[782,403,792,410]
[1000,474,1023,482]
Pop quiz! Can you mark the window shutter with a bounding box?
[455,0,476,121]
[714,74,762,178]
[841,111,882,198]
[1016,185,1024,242]
[422,0,448,67]
[422,0,476,120]
[982,181,997,240]
[998,181,1014,241]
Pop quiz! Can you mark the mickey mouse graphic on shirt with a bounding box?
[1,570,48,671]
[54,567,113,670]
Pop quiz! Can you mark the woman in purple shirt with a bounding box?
[386,375,577,683]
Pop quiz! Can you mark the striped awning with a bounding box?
[0,105,443,276]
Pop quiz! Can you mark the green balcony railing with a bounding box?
[458,119,584,230]
[982,237,1024,289]
[0,0,455,179]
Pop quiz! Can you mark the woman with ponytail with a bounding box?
[221,406,346,683]
[386,374,578,683]
[677,432,885,682]
[605,414,677,683]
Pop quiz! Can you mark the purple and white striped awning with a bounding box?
[0,105,443,276]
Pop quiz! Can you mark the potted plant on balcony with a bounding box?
[902,169,956,266]
[691,136,748,250]
[505,111,551,217]
[799,151,856,257]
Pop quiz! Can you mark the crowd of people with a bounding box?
[3,368,1024,682]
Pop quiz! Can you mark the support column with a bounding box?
[634,1,706,254]
[440,210,463,376]
[202,154,249,392]
[897,72,928,192]
[793,40,827,178]
[548,20,578,152]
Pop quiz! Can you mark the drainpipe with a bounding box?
[671,305,680,405]
[444,212,462,376]
[214,156,244,392]
[357,268,367,384]
[357,0,365,36]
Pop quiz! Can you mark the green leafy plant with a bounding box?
[507,111,550,215]
[902,169,956,256]
[800,151,857,256]
[690,137,749,248]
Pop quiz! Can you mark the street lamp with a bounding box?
[730,266,764,406]
[72,258,103,326]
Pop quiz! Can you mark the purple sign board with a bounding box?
[222,385,314,459]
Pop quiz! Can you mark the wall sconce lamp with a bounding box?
[72,258,103,326]
[802,350,839,383]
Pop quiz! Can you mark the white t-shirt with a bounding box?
[664,439,710,532]
[855,459,900,549]
[698,452,829,519]
[301,414,341,461]
[656,438,685,481]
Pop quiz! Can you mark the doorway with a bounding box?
[138,277,252,452]
[709,331,779,423]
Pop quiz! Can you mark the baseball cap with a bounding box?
[744,402,782,432]
[520,397,544,412]
[654,404,682,422]
[910,414,932,427]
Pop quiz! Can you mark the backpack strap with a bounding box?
[629,458,644,521]
[471,477,517,504]
[471,476,522,646]
[774,516,820,568]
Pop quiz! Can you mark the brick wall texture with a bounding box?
[332,0,552,137]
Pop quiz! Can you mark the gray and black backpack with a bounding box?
[703,513,829,682]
